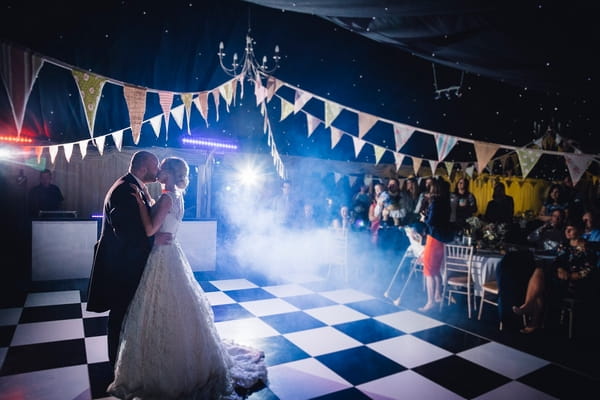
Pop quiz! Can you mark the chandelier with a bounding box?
[218,32,281,85]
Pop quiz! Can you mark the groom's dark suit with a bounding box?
[86,173,153,365]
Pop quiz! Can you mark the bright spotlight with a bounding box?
[239,167,262,186]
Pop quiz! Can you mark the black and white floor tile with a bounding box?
[0,269,597,400]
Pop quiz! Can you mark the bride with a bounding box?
[108,156,268,399]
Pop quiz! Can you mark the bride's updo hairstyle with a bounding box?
[160,157,189,190]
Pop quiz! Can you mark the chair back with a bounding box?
[444,244,474,275]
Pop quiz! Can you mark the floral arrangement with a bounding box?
[464,216,508,249]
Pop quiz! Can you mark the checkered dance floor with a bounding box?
[0,270,597,400]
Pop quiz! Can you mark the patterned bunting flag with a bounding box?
[158,91,174,133]
[516,148,542,178]
[123,85,147,144]
[394,153,405,171]
[293,89,311,113]
[358,112,378,139]
[473,141,500,174]
[564,154,594,185]
[72,70,107,138]
[324,101,343,128]
[393,123,414,152]
[433,133,457,161]
[193,92,209,127]
[180,93,194,135]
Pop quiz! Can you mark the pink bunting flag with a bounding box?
[473,141,500,174]
[305,113,320,137]
[358,112,378,139]
[0,43,45,136]
[330,127,343,149]
[411,157,423,175]
[193,92,209,127]
[293,89,312,114]
[123,85,147,144]
[393,123,414,152]
[158,91,174,132]
[211,89,220,121]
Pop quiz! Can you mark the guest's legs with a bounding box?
[513,267,545,331]
[419,236,444,312]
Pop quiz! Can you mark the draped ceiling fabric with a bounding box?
[0,0,597,181]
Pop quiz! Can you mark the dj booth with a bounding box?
[31,215,217,281]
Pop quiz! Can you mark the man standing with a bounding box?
[28,169,64,217]
[86,150,171,366]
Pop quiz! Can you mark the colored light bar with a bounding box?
[0,135,33,143]
[181,137,238,150]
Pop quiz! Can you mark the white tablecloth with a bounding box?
[471,253,504,295]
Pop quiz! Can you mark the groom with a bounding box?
[86,150,172,366]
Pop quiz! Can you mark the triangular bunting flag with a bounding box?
[112,129,124,151]
[49,145,59,164]
[63,143,74,162]
[180,93,194,135]
[293,89,312,113]
[393,123,414,152]
[149,115,162,138]
[465,165,475,178]
[394,153,405,171]
[193,92,209,127]
[35,146,43,163]
[72,70,107,138]
[158,91,174,133]
[352,136,366,158]
[429,160,439,176]
[324,101,343,128]
[219,79,233,109]
[433,132,458,161]
[170,105,185,130]
[266,76,283,102]
[123,85,147,144]
[306,113,320,137]
[564,154,594,186]
[473,141,500,174]
[516,148,542,178]
[333,172,342,184]
[330,127,343,149]
[94,135,106,155]
[280,97,294,121]
[211,89,220,121]
[444,161,454,176]
[373,145,386,165]
[0,43,45,136]
[411,157,423,175]
[77,140,88,159]
[358,112,378,139]
[348,176,357,187]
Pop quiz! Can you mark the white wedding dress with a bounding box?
[108,191,268,400]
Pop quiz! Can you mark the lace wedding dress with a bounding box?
[108,191,268,399]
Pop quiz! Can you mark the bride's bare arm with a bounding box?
[130,185,172,237]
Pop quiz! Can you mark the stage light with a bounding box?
[181,136,238,151]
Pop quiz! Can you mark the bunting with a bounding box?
[112,129,124,151]
[393,123,414,152]
[330,127,343,149]
[429,160,439,176]
[293,89,311,113]
[352,136,366,158]
[444,161,454,177]
[77,140,88,159]
[473,141,500,174]
[63,143,74,162]
[358,112,378,139]
[170,104,185,130]
[158,91,174,133]
[149,115,162,138]
[373,145,386,165]
[0,43,44,136]
[564,154,594,186]
[218,79,234,109]
[306,113,320,137]
[516,148,543,178]
[72,70,106,138]
[411,157,422,175]
[35,146,43,163]
[211,88,220,121]
[394,153,405,171]
[280,97,294,121]
[94,135,106,155]
[433,133,458,161]
[324,101,343,128]
[193,92,209,127]
[180,93,194,135]
[49,145,59,164]
[123,85,147,144]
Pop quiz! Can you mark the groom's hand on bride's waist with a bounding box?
[154,232,173,245]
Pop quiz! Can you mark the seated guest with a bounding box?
[537,183,568,223]
[484,182,514,224]
[527,209,566,253]
[582,210,600,242]
[512,218,597,334]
